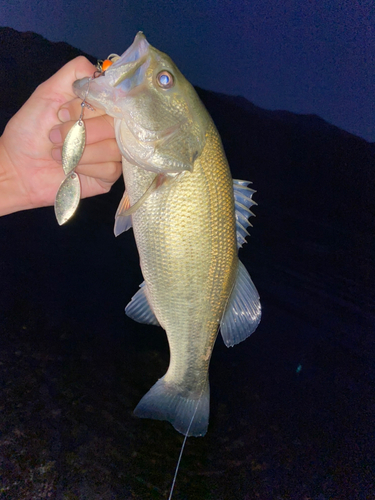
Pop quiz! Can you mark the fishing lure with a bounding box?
[96,54,119,73]
[54,55,119,225]
[54,78,93,225]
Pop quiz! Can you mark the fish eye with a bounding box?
[156,70,174,89]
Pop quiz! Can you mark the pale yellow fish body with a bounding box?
[73,33,261,436]
[124,119,237,387]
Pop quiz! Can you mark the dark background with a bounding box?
[0,29,374,499]
[1,0,374,143]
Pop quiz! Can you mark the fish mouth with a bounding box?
[73,32,150,112]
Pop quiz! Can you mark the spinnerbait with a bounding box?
[54,54,119,225]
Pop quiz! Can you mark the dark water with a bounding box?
[0,28,374,499]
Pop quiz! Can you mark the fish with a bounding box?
[73,32,261,436]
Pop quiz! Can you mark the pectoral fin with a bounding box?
[125,281,160,326]
[114,175,167,236]
[220,260,261,347]
[114,190,133,236]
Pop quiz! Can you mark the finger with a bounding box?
[52,137,121,165]
[80,138,122,165]
[52,139,121,165]
[36,56,97,103]
[76,160,122,184]
[51,140,121,171]
[80,173,119,199]
[50,114,116,146]
[57,97,109,123]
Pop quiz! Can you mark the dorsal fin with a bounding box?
[233,179,257,249]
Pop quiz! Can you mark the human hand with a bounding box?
[0,56,122,216]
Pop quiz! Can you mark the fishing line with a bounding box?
[168,432,188,500]
[168,325,221,499]
[167,390,204,500]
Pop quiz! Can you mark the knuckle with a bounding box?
[107,161,121,180]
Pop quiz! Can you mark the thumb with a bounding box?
[35,56,97,103]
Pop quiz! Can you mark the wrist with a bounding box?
[0,138,31,216]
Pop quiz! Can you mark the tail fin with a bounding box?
[134,377,210,437]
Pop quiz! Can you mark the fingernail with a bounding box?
[58,108,71,122]
[52,148,61,161]
[49,127,62,144]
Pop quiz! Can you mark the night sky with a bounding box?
[1,0,374,142]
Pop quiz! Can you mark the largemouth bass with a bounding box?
[73,32,261,436]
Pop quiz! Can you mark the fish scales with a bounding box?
[126,121,237,391]
[73,32,261,436]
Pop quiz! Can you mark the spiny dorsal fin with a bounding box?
[233,179,257,249]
